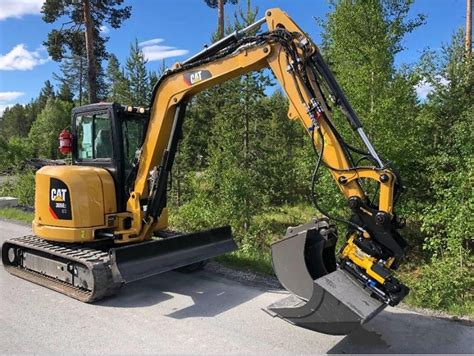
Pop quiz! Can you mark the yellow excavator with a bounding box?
[2,9,409,335]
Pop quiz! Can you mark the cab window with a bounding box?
[122,115,147,177]
[76,112,112,160]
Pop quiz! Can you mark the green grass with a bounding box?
[213,204,316,275]
[216,250,274,275]
[0,207,34,224]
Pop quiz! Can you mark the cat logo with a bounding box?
[190,71,202,84]
[51,188,67,202]
[184,70,212,86]
[49,178,72,220]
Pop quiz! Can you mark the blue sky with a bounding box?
[0,0,469,114]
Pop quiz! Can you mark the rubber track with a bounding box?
[2,235,122,302]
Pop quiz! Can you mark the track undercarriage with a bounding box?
[2,226,236,302]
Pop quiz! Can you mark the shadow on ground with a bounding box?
[329,309,474,354]
[96,269,263,319]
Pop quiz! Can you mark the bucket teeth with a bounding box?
[268,219,386,335]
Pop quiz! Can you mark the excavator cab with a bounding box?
[72,103,148,210]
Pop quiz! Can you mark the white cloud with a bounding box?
[415,76,449,101]
[100,25,109,34]
[415,80,434,100]
[0,91,25,115]
[0,44,49,71]
[138,38,164,47]
[139,39,188,61]
[0,91,25,102]
[0,0,44,21]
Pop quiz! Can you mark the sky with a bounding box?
[0,0,469,114]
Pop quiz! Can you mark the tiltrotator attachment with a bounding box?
[267,219,386,335]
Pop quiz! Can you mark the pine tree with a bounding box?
[176,2,274,237]
[106,54,130,103]
[41,0,131,103]
[148,70,159,103]
[58,82,74,102]
[204,0,238,40]
[54,54,88,105]
[38,80,56,109]
[125,39,150,106]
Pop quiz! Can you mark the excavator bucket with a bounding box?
[267,219,386,335]
[111,226,237,283]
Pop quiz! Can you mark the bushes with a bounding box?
[0,137,34,173]
[0,170,36,207]
[407,253,473,314]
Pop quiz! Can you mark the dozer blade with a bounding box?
[111,226,237,283]
[267,219,386,335]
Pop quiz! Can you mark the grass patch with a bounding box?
[0,207,34,224]
[216,250,274,275]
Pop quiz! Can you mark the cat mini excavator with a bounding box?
[2,9,409,335]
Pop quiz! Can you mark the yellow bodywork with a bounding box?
[33,166,117,242]
[33,165,168,242]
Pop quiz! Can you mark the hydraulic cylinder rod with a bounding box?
[183,17,266,65]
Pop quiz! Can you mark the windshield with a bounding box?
[122,114,147,179]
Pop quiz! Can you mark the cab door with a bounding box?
[72,103,126,210]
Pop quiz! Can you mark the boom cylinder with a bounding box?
[183,17,266,65]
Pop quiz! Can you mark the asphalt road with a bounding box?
[0,219,472,354]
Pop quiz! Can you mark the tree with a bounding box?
[58,82,74,103]
[106,54,129,103]
[319,0,425,199]
[0,105,29,140]
[38,80,56,109]
[125,40,150,106]
[173,2,277,240]
[204,0,238,40]
[409,30,473,312]
[321,0,424,118]
[29,99,74,159]
[54,54,88,105]
[41,0,131,103]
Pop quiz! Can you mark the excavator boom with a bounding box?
[2,8,409,335]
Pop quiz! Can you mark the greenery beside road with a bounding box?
[0,208,34,224]
[0,1,471,317]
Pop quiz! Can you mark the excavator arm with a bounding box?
[119,8,408,307]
